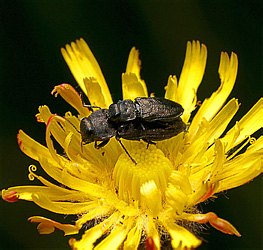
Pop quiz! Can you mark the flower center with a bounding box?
[113,142,173,205]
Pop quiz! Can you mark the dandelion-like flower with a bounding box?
[2,38,262,249]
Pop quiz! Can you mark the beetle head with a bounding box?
[80,117,94,144]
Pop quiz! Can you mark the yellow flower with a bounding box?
[2,38,262,249]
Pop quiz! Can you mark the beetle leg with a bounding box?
[142,138,156,149]
[95,140,109,149]
[116,137,137,165]
[139,122,156,148]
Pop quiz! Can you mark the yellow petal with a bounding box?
[1,190,19,203]
[176,40,207,122]
[123,218,142,250]
[222,97,263,148]
[165,171,192,215]
[3,184,78,202]
[28,216,79,235]
[2,187,40,201]
[51,84,90,117]
[17,129,55,163]
[45,115,72,166]
[204,98,239,144]
[188,179,219,206]
[122,72,148,100]
[125,47,148,97]
[216,137,263,192]
[140,180,162,217]
[76,206,114,229]
[83,77,109,108]
[126,47,141,76]
[164,75,178,101]
[61,38,112,106]
[189,98,239,145]
[38,155,105,199]
[183,212,241,237]
[37,106,67,148]
[35,105,53,123]
[94,218,131,250]
[179,129,210,172]
[70,213,119,250]
[163,219,201,249]
[189,52,238,135]
[147,218,160,250]
[104,191,139,217]
[165,184,187,215]
[169,171,192,195]
[31,192,99,214]
[210,139,225,174]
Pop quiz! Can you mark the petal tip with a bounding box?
[2,190,19,203]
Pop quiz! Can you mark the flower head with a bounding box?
[2,38,262,249]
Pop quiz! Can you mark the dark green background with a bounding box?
[1,1,262,249]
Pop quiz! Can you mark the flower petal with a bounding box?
[216,137,263,192]
[83,77,109,108]
[183,212,241,237]
[51,84,90,117]
[188,179,219,206]
[176,40,207,122]
[147,218,160,250]
[189,52,238,136]
[164,75,178,101]
[122,73,147,100]
[123,218,142,249]
[2,185,66,202]
[70,213,120,250]
[17,129,53,162]
[189,98,239,145]
[37,106,67,148]
[76,206,114,229]
[165,171,192,215]
[28,216,79,236]
[94,217,132,250]
[203,98,239,144]
[61,38,112,107]
[2,190,19,203]
[140,180,162,217]
[222,97,263,149]
[124,47,148,98]
[163,219,202,249]
[41,158,105,197]
[31,192,99,214]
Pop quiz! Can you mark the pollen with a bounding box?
[113,142,173,207]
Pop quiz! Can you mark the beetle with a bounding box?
[80,108,137,162]
[108,97,184,123]
[80,109,115,149]
[80,97,186,163]
[117,118,186,142]
[80,110,186,147]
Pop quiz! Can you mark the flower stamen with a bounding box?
[113,143,173,205]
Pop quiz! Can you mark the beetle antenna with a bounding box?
[117,139,137,165]
[64,118,81,134]
[80,92,101,111]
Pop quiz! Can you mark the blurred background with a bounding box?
[1,1,262,249]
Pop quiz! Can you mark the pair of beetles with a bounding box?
[79,97,186,163]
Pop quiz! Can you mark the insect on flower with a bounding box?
[2,38,262,250]
[80,97,187,163]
